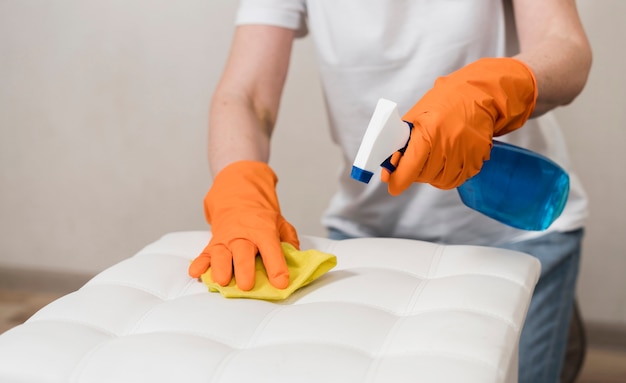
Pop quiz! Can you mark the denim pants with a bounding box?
[498,229,584,383]
[327,228,584,383]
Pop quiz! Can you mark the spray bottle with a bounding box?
[351,98,569,231]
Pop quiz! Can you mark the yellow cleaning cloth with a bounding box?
[201,243,337,300]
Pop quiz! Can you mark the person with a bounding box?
[189,1,592,382]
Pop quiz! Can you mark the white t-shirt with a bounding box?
[236,0,588,245]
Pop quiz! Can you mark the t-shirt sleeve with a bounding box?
[235,0,308,37]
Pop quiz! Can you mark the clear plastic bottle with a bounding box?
[457,140,570,231]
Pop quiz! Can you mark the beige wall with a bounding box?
[1,1,624,326]
[552,0,626,327]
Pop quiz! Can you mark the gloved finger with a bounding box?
[278,217,300,250]
[388,129,431,196]
[230,239,258,291]
[431,174,462,190]
[429,138,491,189]
[257,239,289,289]
[411,149,445,185]
[188,246,211,278]
[416,150,464,190]
[209,244,234,286]
[428,160,464,190]
[435,154,484,189]
[380,151,403,183]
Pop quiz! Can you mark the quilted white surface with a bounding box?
[0,231,540,383]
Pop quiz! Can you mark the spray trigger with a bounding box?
[351,98,412,183]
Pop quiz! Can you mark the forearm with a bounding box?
[515,37,591,116]
[208,90,272,176]
[513,0,592,117]
[207,25,295,176]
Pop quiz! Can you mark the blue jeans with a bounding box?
[327,228,584,383]
[498,229,583,383]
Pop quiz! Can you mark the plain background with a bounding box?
[1,0,624,328]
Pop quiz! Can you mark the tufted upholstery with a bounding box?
[0,231,540,383]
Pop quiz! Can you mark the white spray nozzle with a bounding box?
[351,98,411,183]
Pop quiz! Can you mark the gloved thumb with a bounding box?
[385,128,431,196]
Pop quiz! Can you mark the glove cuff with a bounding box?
[472,57,538,136]
[204,161,280,223]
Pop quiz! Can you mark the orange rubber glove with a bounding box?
[188,161,299,291]
[382,57,537,195]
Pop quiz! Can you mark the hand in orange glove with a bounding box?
[188,161,299,291]
[382,57,537,195]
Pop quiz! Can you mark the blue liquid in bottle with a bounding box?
[457,140,570,231]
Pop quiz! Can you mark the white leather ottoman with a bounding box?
[0,231,540,383]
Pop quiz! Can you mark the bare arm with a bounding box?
[513,0,592,116]
[208,25,296,175]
